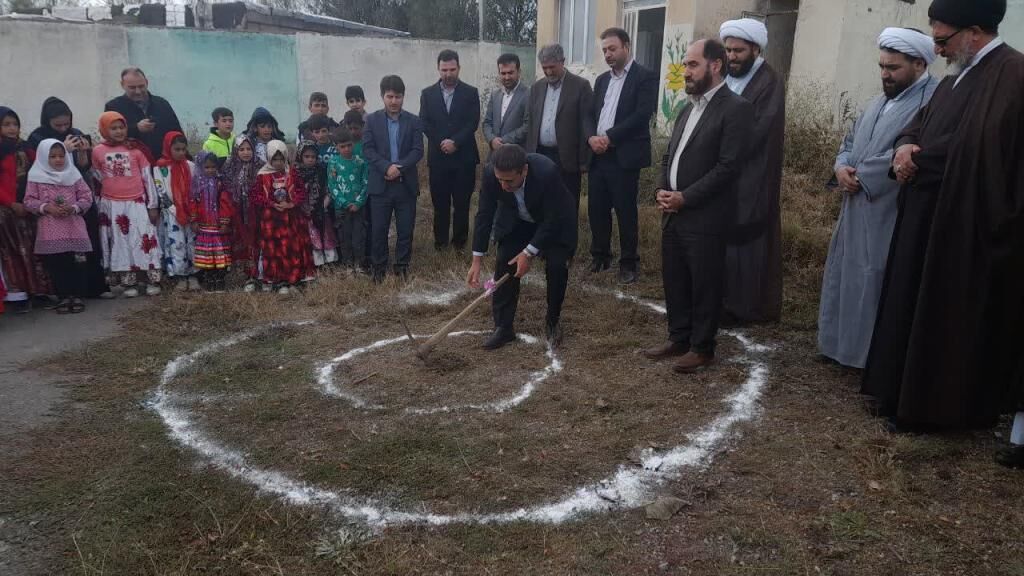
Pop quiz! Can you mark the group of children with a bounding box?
[0,87,370,315]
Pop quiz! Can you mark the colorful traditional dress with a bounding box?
[222,135,263,275]
[295,140,338,266]
[0,106,49,303]
[191,152,234,271]
[252,140,313,286]
[151,131,196,278]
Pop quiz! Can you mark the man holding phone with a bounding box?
[104,67,183,158]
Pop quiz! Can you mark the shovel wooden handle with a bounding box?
[416,273,512,359]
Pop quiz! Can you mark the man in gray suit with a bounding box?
[525,43,595,217]
[483,53,530,159]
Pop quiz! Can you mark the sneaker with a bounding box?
[243,280,257,293]
[188,276,202,291]
[145,284,162,297]
[260,283,273,293]
[122,287,140,298]
[277,285,290,295]
[99,291,117,300]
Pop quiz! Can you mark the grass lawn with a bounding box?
[1,165,1022,576]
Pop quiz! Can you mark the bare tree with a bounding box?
[483,0,535,44]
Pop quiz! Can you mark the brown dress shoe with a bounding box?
[643,341,689,360]
[672,351,715,374]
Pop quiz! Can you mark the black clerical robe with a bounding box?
[862,43,1024,428]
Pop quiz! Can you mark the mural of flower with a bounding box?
[666,62,686,91]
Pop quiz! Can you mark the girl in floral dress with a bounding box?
[222,135,263,292]
[23,139,94,313]
[190,152,234,292]
[91,111,163,298]
[152,131,198,291]
[252,140,313,294]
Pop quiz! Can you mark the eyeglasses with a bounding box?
[933,28,965,47]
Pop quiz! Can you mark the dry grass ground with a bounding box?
[2,132,1023,575]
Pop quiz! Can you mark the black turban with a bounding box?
[928,0,1006,30]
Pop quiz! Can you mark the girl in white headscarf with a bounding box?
[252,140,314,294]
[22,139,94,313]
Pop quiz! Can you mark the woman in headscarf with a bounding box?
[28,97,110,298]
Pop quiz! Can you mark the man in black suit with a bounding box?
[643,39,753,373]
[588,28,658,284]
[363,75,424,282]
[420,49,481,251]
[468,145,578,350]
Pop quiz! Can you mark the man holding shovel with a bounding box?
[467,145,577,349]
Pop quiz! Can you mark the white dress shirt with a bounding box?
[442,82,456,112]
[669,80,728,191]
[501,82,519,122]
[597,60,634,136]
[954,37,1003,88]
[473,183,538,257]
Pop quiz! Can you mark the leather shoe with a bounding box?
[618,268,638,284]
[482,328,516,350]
[545,322,564,347]
[994,445,1024,469]
[588,259,610,273]
[672,351,715,374]
[643,341,689,360]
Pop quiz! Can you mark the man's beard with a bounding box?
[882,77,913,99]
[945,43,976,75]
[684,73,712,95]
[728,56,756,78]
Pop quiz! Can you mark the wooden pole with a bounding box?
[416,273,512,360]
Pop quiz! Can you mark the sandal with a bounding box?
[55,299,72,314]
[69,298,86,314]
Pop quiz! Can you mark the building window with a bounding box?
[559,0,596,64]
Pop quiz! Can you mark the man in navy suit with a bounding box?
[363,75,424,282]
[588,27,658,285]
[468,145,578,349]
[420,49,481,251]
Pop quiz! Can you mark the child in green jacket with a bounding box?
[327,127,368,271]
[202,107,234,164]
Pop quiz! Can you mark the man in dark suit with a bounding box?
[104,67,183,159]
[420,49,481,251]
[643,39,753,373]
[588,28,658,285]
[482,53,530,159]
[363,75,424,282]
[525,43,595,218]
[468,145,578,350]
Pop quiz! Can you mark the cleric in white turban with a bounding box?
[719,18,768,49]
[877,27,937,65]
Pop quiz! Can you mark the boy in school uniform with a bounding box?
[202,107,234,163]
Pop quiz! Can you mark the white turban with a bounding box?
[720,18,768,49]
[878,27,936,65]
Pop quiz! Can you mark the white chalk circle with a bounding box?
[150,288,772,528]
[315,330,562,415]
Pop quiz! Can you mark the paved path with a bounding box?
[0,297,149,576]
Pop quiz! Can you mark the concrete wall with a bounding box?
[0,19,531,144]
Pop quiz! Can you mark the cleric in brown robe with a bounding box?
[719,19,785,324]
[861,0,1024,451]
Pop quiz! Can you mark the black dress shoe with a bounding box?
[995,445,1024,469]
[618,268,638,285]
[393,266,409,280]
[588,259,610,273]
[482,328,516,350]
[545,322,564,347]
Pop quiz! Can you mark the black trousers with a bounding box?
[492,222,570,331]
[588,153,640,270]
[41,252,87,299]
[662,226,726,355]
[536,146,583,218]
[334,206,367,268]
[429,163,476,248]
[370,185,417,274]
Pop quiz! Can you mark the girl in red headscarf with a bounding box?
[92,111,163,298]
[152,131,198,291]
